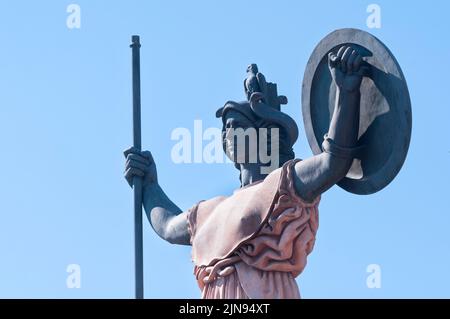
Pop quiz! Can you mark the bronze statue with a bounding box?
[124,28,411,299]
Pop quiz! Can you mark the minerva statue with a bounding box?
[123,29,411,299]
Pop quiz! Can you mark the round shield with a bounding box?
[301,28,412,195]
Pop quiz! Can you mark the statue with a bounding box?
[123,29,411,299]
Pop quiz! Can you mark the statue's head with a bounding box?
[246,64,258,74]
[216,95,298,176]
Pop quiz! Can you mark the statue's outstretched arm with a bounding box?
[294,46,366,202]
[124,147,191,246]
[142,183,190,245]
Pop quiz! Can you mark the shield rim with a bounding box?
[301,28,412,195]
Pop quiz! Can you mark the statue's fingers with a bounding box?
[123,146,139,158]
[347,50,358,73]
[341,47,353,62]
[125,167,144,180]
[126,159,148,172]
[328,52,339,68]
[340,47,353,73]
[336,46,347,72]
[124,167,144,187]
[352,54,362,72]
[336,46,346,58]
[127,153,150,165]
[141,150,154,163]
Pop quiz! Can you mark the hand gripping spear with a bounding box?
[130,35,144,299]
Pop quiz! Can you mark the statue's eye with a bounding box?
[226,120,244,129]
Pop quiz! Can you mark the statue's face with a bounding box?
[222,109,279,167]
[222,108,284,175]
[222,109,256,164]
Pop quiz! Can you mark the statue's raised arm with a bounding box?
[293,45,366,202]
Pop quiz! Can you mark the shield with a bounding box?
[301,28,412,195]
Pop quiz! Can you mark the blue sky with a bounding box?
[0,0,449,298]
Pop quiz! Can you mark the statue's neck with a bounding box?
[239,164,266,187]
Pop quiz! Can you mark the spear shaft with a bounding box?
[130,35,144,299]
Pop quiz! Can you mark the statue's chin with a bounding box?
[225,147,264,165]
[225,154,243,165]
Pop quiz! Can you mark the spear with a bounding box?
[130,35,144,299]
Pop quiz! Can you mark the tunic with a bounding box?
[187,159,320,299]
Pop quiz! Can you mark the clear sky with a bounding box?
[0,0,449,298]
